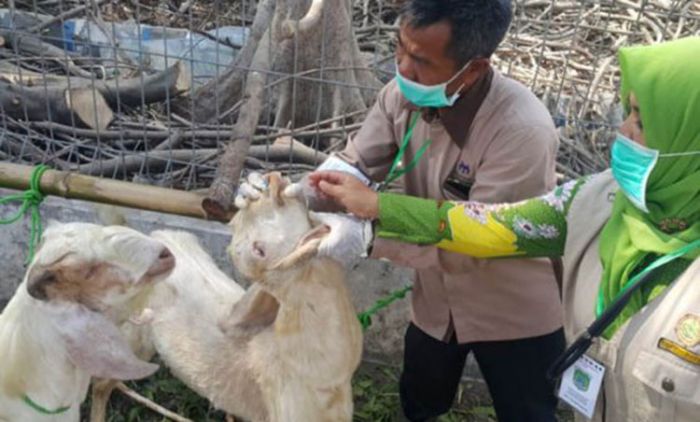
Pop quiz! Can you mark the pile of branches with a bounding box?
[497,0,700,178]
[0,0,344,193]
[2,0,700,194]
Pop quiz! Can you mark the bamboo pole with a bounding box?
[0,162,210,220]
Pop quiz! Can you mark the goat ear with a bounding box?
[54,306,158,380]
[271,224,330,271]
[221,284,279,334]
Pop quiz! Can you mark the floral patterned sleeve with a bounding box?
[375,178,588,258]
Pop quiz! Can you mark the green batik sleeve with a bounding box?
[375,178,588,258]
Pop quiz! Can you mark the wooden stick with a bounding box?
[0,162,207,220]
[115,382,194,422]
[22,120,361,143]
[74,144,326,176]
[203,68,266,221]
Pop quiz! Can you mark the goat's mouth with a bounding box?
[144,248,175,278]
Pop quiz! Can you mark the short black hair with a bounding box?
[400,0,512,66]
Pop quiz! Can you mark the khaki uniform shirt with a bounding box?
[338,69,563,342]
[564,171,700,421]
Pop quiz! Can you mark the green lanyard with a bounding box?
[595,238,700,317]
[380,113,432,191]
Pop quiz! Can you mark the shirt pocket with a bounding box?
[631,349,700,421]
[441,157,475,201]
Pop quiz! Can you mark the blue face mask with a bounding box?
[611,133,700,213]
[395,61,471,108]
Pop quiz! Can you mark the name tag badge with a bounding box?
[557,354,606,419]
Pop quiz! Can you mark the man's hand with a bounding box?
[308,171,380,219]
[308,211,373,267]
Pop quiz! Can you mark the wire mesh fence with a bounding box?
[1,0,699,194]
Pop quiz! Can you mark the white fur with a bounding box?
[0,222,172,421]
[91,177,363,422]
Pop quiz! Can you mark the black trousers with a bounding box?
[400,323,565,422]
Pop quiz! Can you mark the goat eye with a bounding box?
[252,241,266,258]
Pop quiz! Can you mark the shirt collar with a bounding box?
[406,67,494,148]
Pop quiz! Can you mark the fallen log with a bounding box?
[0,61,191,111]
[85,61,191,110]
[0,82,113,129]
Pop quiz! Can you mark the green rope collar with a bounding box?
[22,394,71,415]
[357,285,412,331]
[0,165,49,264]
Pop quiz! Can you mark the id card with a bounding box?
[557,354,605,419]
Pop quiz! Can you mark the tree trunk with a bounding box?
[180,0,381,127]
[271,0,381,128]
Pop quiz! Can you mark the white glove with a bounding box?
[234,172,268,209]
[284,156,373,211]
[308,211,374,267]
[282,174,318,203]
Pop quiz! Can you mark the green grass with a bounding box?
[81,362,572,421]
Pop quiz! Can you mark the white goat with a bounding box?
[0,222,175,422]
[91,173,363,422]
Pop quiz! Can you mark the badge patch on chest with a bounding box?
[675,313,700,348]
[456,160,471,176]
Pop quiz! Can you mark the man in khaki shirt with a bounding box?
[239,1,564,421]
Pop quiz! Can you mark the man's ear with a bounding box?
[54,306,158,380]
[454,58,490,92]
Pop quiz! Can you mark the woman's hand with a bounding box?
[307,171,380,219]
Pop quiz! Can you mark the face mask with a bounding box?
[395,60,471,108]
[611,133,700,213]
[611,134,658,212]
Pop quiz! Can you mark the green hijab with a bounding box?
[598,36,700,337]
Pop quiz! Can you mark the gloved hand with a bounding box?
[284,156,374,212]
[235,157,372,211]
[308,211,374,267]
[234,172,269,209]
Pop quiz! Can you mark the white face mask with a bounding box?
[395,60,472,108]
